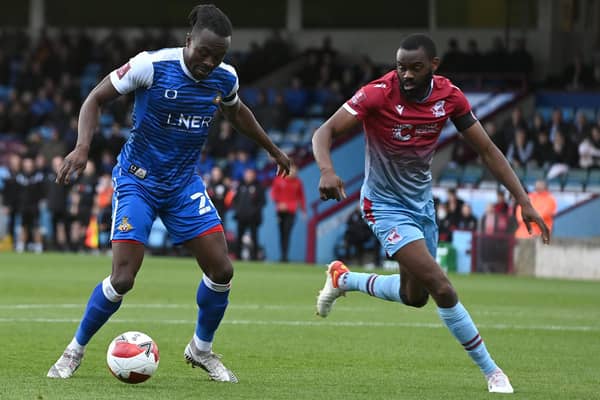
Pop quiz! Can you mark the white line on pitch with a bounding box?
[1,304,597,320]
[0,317,597,332]
[0,303,378,311]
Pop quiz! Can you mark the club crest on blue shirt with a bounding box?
[213,91,222,104]
[117,217,133,232]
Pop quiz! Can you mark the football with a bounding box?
[106,331,160,384]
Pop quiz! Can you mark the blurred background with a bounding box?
[1,0,599,280]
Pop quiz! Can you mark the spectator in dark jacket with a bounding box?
[68,160,97,251]
[15,157,44,253]
[46,155,71,250]
[2,154,21,244]
[206,166,230,227]
[233,168,265,260]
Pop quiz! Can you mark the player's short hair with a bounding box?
[188,4,233,37]
[400,33,437,59]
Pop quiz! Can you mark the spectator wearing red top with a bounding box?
[270,165,306,262]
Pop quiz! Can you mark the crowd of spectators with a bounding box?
[435,187,518,245]
[439,37,534,79]
[0,29,378,255]
[439,36,600,91]
[451,105,600,180]
[1,28,597,257]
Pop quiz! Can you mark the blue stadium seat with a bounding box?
[285,132,303,145]
[437,164,462,187]
[513,165,526,182]
[461,164,484,187]
[523,166,546,187]
[561,107,575,122]
[148,218,169,252]
[239,87,259,107]
[307,103,324,116]
[563,169,588,192]
[268,130,283,143]
[547,174,564,192]
[576,108,596,122]
[535,106,553,122]
[286,118,307,134]
[0,85,11,102]
[100,113,114,128]
[306,118,326,134]
[585,169,600,192]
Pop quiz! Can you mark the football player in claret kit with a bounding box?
[313,33,550,394]
[48,4,290,383]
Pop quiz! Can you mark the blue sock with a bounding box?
[75,277,122,346]
[195,275,230,343]
[437,302,498,376]
[339,272,402,303]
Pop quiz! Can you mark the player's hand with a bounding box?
[318,169,346,201]
[520,202,551,244]
[56,146,89,185]
[273,151,292,177]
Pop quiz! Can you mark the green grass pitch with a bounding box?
[1,253,599,400]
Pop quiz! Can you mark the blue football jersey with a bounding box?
[109,47,239,193]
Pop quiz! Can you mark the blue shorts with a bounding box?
[360,196,438,258]
[110,167,222,245]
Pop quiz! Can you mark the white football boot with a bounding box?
[47,347,84,378]
[487,369,514,394]
[184,340,238,383]
[316,260,349,318]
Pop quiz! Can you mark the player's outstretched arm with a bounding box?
[461,121,551,243]
[312,107,361,201]
[221,100,291,176]
[56,76,121,184]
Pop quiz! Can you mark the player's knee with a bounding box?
[206,262,234,284]
[400,291,429,308]
[110,274,135,294]
[429,282,457,305]
[110,260,138,294]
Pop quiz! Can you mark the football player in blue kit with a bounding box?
[48,4,291,383]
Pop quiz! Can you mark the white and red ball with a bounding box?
[106,331,159,384]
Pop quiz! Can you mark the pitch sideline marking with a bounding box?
[0,317,597,332]
[0,303,597,319]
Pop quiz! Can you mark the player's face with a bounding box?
[396,47,439,100]
[184,28,231,80]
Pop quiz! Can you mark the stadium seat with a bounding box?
[512,165,526,182]
[523,166,546,187]
[268,130,284,144]
[148,218,169,253]
[563,168,588,192]
[461,164,484,187]
[306,118,326,133]
[0,85,11,102]
[547,174,564,192]
[588,169,600,183]
[239,87,259,107]
[478,180,499,190]
[576,108,596,121]
[307,103,324,116]
[286,118,307,134]
[586,170,600,192]
[561,107,575,122]
[286,132,303,145]
[535,106,553,122]
[437,164,462,187]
